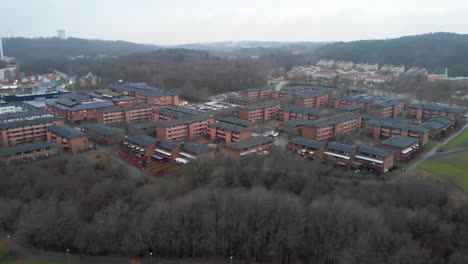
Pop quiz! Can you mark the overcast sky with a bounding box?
[2,0,467,45]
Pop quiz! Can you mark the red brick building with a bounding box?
[152,106,204,121]
[238,101,281,122]
[0,117,64,145]
[363,117,429,145]
[124,135,158,161]
[407,104,465,120]
[217,117,259,130]
[354,145,394,174]
[153,140,181,161]
[47,125,91,152]
[224,136,275,157]
[323,141,356,167]
[3,141,59,162]
[45,98,115,122]
[207,122,252,144]
[293,91,329,108]
[272,86,336,99]
[288,137,325,160]
[155,116,215,141]
[96,104,155,125]
[420,117,456,138]
[242,86,273,100]
[278,105,321,121]
[89,90,140,106]
[177,143,216,164]
[331,96,371,110]
[377,136,421,162]
[110,82,179,106]
[367,100,404,118]
[301,114,362,141]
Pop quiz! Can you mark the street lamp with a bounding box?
[66,248,70,264]
[150,252,153,264]
[230,256,233,264]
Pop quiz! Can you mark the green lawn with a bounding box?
[420,151,468,191]
[442,129,468,151]
[423,140,438,152]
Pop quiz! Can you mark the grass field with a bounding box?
[420,150,468,191]
[423,139,438,152]
[442,129,468,151]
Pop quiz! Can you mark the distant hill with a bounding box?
[313,32,468,76]
[1,37,160,73]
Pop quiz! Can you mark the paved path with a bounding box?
[395,123,468,180]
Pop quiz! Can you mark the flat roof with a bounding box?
[219,117,255,127]
[303,114,359,128]
[289,137,325,150]
[157,140,180,150]
[326,141,356,153]
[364,116,429,133]
[281,104,321,115]
[370,99,401,108]
[333,95,372,103]
[209,122,249,133]
[46,98,115,111]
[226,136,274,151]
[127,135,158,147]
[279,119,314,128]
[5,141,58,156]
[239,100,280,111]
[378,136,419,149]
[97,103,153,113]
[159,116,211,127]
[56,93,91,101]
[357,145,393,158]
[110,82,176,97]
[0,109,52,122]
[244,86,272,92]
[47,125,87,139]
[160,105,205,116]
[408,103,465,114]
[181,143,215,154]
[79,123,123,136]
[338,105,362,111]
[226,95,255,103]
[0,116,62,130]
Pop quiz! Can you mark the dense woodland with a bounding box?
[1,152,468,264]
[314,33,468,76]
[70,49,278,101]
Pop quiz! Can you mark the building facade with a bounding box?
[0,117,64,145]
[46,125,90,152]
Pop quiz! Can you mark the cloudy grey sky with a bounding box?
[2,0,467,44]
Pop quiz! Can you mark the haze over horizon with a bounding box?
[2,0,468,45]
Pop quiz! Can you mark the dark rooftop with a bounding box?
[0,117,62,130]
[226,95,255,103]
[370,99,401,108]
[5,141,58,156]
[303,114,359,128]
[408,103,465,114]
[378,136,419,149]
[364,116,429,133]
[110,82,176,97]
[289,137,325,150]
[333,95,372,103]
[56,93,91,101]
[79,123,124,136]
[182,143,215,155]
[157,140,180,150]
[97,103,153,113]
[239,100,280,111]
[219,117,255,127]
[46,99,115,111]
[127,135,158,147]
[226,136,274,151]
[0,109,52,122]
[281,104,321,115]
[279,119,314,128]
[159,116,211,127]
[326,141,356,153]
[47,125,87,139]
[209,122,249,133]
[338,105,362,111]
[357,145,393,158]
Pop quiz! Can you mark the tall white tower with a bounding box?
[0,35,4,58]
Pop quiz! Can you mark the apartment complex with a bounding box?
[126,135,158,160]
[207,122,252,144]
[242,86,273,100]
[96,103,155,125]
[288,137,325,160]
[377,136,421,162]
[152,106,204,121]
[293,91,330,108]
[323,142,356,167]
[420,117,456,138]
[238,101,281,122]
[78,123,125,145]
[278,105,321,121]
[89,90,140,106]
[45,98,115,122]
[331,96,371,109]
[155,116,215,141]
[354,145,394,174]
[363,117,429,145]
[407,104,465,120]
[4,141,59,162]
[301,114,362,141]
[0,117,64,145]
[217,117,258,130]
[46,125,90,152]
[110,82,179,106]
[367,100,404,118]
[0,103,53,124]
[153,140,181,161]
[224,136,275,157]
